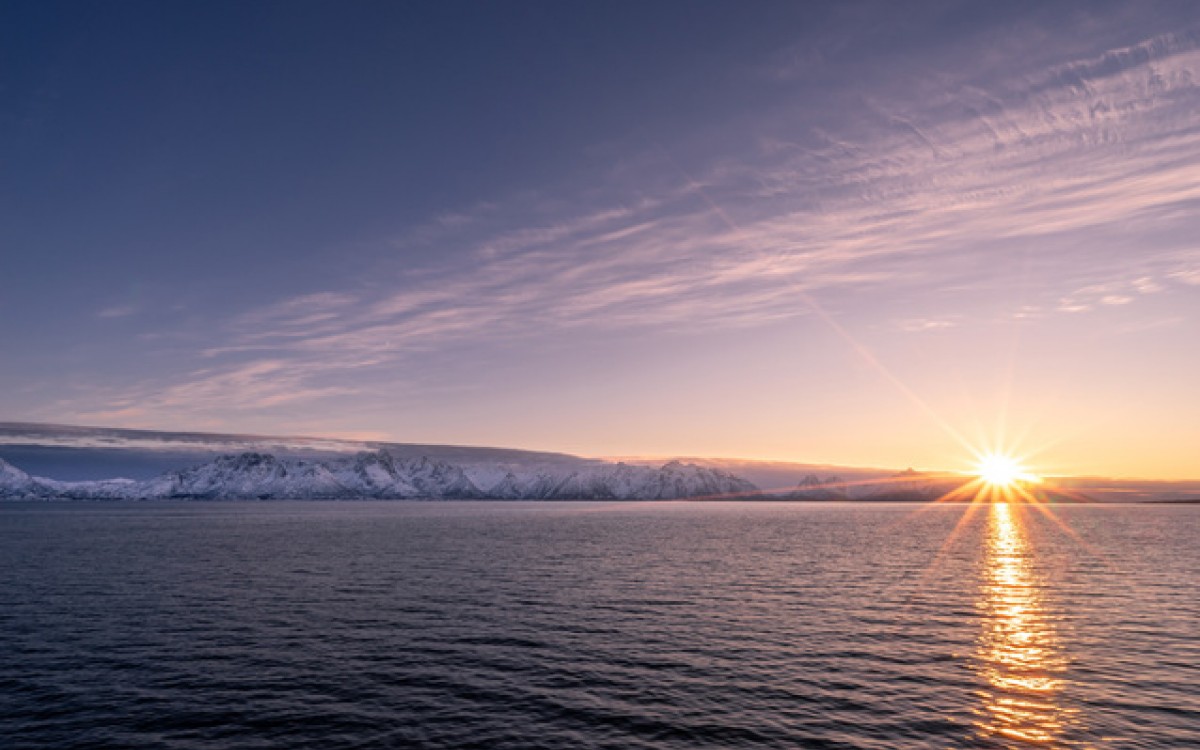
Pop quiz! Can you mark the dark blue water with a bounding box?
[2,501,1197,749]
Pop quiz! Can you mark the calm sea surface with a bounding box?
[1,501,1197,749]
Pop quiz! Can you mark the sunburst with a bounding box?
[976,452,1039,490]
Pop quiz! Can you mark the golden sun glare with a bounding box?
[976,453,1037,488]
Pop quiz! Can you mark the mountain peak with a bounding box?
[0,451,759,501]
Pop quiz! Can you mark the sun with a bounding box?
[976,453,1036,488]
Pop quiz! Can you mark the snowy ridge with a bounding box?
[0,457,138,499]
[0,458,40,499]
[0,451,758,501]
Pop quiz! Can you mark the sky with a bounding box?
[3,1,1199,480]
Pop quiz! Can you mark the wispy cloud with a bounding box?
[896,317,959,333]
[1171,264,1200,285]
[54,24,1200,426]
[67,359,363,428]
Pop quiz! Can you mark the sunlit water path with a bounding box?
[974,502,1075,745]
[2,501,1197,749]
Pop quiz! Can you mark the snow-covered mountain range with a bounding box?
[3,423,1196,502]
[0,451,758,501]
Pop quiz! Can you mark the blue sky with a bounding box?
[3,1,1199,478]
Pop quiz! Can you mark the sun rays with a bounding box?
[976,452,1038,489]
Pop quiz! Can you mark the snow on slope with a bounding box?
[1,458,142,499]
[0,451,758,500]
[0,457,41,498]
[0,421,595,481]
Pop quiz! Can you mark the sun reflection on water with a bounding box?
[974,502,1080,747]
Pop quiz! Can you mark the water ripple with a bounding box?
[1,501,1197,749]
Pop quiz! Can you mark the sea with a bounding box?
[1,501,1197,749]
